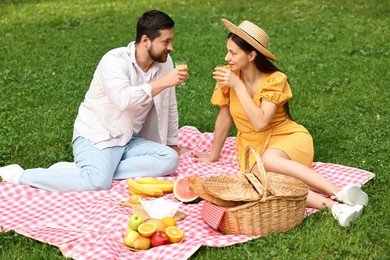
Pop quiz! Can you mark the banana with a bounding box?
[129,187,140,195]
[139,183,174,193]
[126,178,164,197]
[129,186,164,197]
[137,177,173,185]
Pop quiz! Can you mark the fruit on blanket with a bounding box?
[129,194,143,204]
[123,230,140,247]
[145,218,167,232]
[126,227,135,235]
[137,177,173,185]
[126,178,164,197]
[165,226,184,243]
[138,222,157,237]
[161,216,176,227]
[129,186,164,197]
[173,177,201,203]
[151,231,170,247]
[129,213,144,231]
[132,235,151,250]
[139,183,174,193]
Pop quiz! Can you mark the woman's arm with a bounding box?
[214,68,277,132]
[234,84,277,132]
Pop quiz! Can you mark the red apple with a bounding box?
[151,231,170,247]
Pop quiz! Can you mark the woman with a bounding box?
[195,19,368,227]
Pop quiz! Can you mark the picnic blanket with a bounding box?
[0,126,375,260]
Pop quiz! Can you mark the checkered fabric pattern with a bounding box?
[0,126,375,260]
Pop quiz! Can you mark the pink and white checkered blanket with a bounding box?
[0,126,375,260]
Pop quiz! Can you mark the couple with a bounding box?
[0,10,367,227]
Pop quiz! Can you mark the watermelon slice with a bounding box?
[173,177,201,203]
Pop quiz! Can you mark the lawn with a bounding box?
[0,0,389,259]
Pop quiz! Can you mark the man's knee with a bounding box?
[164,148,179,172]
[155,148,179,176]
[82,168,113,191]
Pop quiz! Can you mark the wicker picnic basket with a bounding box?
[202,145,308,236]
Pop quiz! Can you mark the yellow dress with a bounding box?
[211,71,314,173]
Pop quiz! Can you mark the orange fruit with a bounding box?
[129,194,143,204]
[161,216,176,227]
[137,222,156,237]
[145,218,167,232]
[165,226,184,243]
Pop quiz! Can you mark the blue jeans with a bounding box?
[20,136,179,192]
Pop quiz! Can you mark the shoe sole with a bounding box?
[344,185,368,206]
[0,164,24,183]
[340,205,364,227]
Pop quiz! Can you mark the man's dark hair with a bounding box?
[135,10,175,43]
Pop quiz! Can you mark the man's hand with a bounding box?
[151,68,189,96]
[169,145,190,155]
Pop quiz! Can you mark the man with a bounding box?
[0,10,189,192]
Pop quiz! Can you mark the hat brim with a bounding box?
[221,18,277,61]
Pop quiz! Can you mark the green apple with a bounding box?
[132,235,151,250]
[123,230,140,247]
[129,213,144,231]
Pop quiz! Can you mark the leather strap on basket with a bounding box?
[244,145,268,202]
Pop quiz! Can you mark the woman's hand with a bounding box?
[194,151,218,163]
[213,66,241,89]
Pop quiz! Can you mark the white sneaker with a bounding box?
[331,203,364,227]
[332,184,368,206]
[0,164,24,183]
[48,162,77,170]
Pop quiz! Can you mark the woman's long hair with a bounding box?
[229,33,293,120]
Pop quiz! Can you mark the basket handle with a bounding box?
[244,145,268,201]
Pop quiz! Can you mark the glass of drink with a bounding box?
[175,61,188,87]
[214,64,226,90]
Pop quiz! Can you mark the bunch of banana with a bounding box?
[126,177,174,198]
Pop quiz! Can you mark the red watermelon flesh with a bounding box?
[173,177,201,203]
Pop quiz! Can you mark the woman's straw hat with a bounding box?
[221,18,277,61]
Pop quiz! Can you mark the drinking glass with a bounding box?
[214,64,226,90]
[175,61,188,87]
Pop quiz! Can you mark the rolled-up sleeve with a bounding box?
[96,54,153,111]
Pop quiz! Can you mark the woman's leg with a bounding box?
[261,148,341,197]
[113,137,179,180]
[307,190,364,227]
[253,148,366,226]
[20,137,125,192]
[307,190,336,209]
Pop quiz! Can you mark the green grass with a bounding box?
[1,0,389,259]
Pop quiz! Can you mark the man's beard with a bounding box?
[148,45,169,63]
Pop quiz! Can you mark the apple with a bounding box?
[125,227,134,235]
[132,235,151,250]
[151,231,170,247]
[129,213,144,231]
[123,230,140,247]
